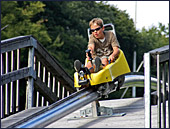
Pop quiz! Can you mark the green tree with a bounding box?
[38,1,138,75]
[136,23,169,73]
[1,1,51,45]
[2,1,168,100]
[3,1,168,77]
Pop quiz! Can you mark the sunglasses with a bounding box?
[90,26,102,33]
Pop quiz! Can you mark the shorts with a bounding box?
[91,56,109,64]
[100,56,109,60]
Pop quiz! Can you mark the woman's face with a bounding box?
[90,23,104,39]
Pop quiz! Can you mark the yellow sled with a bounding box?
[74,49,131,88]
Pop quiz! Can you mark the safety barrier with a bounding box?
[144,45,169,128]
[1,36,76,118]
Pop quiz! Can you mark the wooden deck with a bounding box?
[1,97,169,128]
[46,97,169,128]
[1,106,47,128]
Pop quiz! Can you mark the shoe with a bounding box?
[74,60,82,72]
[94,57,101,72]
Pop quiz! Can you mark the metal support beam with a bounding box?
[91,101,99,117]
[132,51,136,98]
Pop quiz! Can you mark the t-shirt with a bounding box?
[88,31,120,58]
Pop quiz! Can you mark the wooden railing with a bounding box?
[1,35,76,118]
[144,45,169,128]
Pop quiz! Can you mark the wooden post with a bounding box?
[168,61,170,128]
[157,54,161,128]
[16,49,20,111]
[5,52,9,115]
[144,53,151,128]
[1,54,4,118]
[26,47,35,109]
[36,61,41,107]
[162,62,166,128]
[10,50,14,113]
[41,66,45,106]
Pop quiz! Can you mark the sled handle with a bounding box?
[85,49,93,61]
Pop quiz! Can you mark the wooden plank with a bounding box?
[151,52,169,65]
[45,97,169,128]
[1,67,36,85]
[46,98,145,128]
[149,45,169,65]
[34,77,59,103]
[149,45,169,55]
[1,97,169,128]
[159,52,169,63]
[1,36,37,53]
[1,106,47,128]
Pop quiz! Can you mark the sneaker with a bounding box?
[74,60,82,72]
[94,57,101,72]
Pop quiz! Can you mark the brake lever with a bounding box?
[109,59,111,64]
[85,49,93,66]
[85,49,93,61]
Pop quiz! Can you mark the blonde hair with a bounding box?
[89,18,104,28]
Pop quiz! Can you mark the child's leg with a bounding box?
[101,56,109,67]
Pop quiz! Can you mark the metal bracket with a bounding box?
[79,106,126,118]
[68,101,126,120]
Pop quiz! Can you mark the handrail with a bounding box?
[1,36,37,53]
[144,45,169,128]
[1,35,76,118]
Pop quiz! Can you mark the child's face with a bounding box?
[90,23,104,39]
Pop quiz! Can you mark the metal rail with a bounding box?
[121,74,157,99]
[15,87,100,128]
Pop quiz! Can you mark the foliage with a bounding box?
[135,23,169,74]
[34,1,140,75]
[1,1,169,82]
[1,1,51,45]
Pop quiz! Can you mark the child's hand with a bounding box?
[108,54,115,62]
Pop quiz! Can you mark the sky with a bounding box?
[105,1,169,31]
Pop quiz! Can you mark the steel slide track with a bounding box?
[16,87,100,128]
[15,73,161,128]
